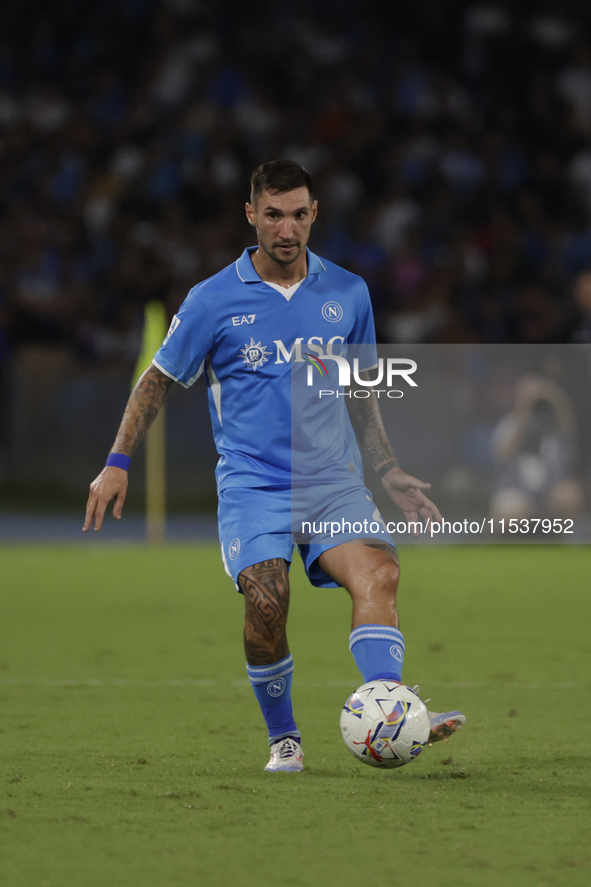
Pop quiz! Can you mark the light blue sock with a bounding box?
[349,624,405,683]
[246,654,300,745]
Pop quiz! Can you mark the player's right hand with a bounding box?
[381,466,443,534]
[83,466,129,532]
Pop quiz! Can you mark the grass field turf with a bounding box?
[1,543,590,887]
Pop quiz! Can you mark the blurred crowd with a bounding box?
[2,0,591,373]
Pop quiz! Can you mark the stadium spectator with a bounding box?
[490,372,585,522]
[1,0,591,361]
[570,268,591,343]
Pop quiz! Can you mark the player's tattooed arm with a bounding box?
[83,364,174,532]
[239,559,291,665]
[348,372,443,533]
[347,376,397,473]
[112,364,174,457]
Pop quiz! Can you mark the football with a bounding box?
[340,680,431,768]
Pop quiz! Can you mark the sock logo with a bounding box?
[267,678,286,697]
[390,644,404,661]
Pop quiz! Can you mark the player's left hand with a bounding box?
[381,466,443,535]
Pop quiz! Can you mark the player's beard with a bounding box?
[267,241,304,266]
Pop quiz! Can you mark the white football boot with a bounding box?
[264,737,304,772]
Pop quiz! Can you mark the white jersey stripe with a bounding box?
[206,357,222,425]
[153,357,205,389]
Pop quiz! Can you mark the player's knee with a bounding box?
[371,555,400,597]
[238,559,290,619]
[349,551,400,605]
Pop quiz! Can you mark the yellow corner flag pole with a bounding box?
[133,300,168,545]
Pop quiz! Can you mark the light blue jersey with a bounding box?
[153,247,377,491]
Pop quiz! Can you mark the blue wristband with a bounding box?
[105,453,131,471]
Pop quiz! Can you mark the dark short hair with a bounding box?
[250,159,313,202]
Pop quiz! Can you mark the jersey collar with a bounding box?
[236,246,327,283]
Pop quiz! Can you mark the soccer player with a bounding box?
[83,159,465,772]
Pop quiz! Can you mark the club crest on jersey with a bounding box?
[322,301,343,322]
[240,338,272,371]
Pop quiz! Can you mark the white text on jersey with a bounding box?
[273,336,345,364]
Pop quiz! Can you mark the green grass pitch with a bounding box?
[1,543,590,887]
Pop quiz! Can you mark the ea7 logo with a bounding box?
[232,314,256,325]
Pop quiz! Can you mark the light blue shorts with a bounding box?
[218,482,396,589]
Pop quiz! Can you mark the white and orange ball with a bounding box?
[340,680,430,768]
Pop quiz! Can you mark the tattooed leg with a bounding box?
[240,559,300,750]
[239,559,291,665]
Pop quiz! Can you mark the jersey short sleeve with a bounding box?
[348,281,378,371]
[153,285,215,388]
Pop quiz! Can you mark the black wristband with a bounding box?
[377,460,398,479]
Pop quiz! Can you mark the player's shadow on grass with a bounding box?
[511,775,591,801]
[265,766,364,778]
[293,767,419,778]
[282,768,471,782]
[413,762,591,800]
[413,771,472,781]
